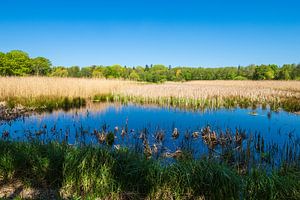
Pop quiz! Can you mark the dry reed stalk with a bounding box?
[0,77,135,98]
[120,80,300,101]
[0,77,299,103]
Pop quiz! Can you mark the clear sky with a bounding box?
[0,0,299,67]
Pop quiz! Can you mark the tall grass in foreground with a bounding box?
[0,141,299,199]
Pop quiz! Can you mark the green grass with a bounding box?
[1,92,299,114]
[93,93,300,113]
[245,167,300,200]
[3,96,86,112]
[0,141,299,199]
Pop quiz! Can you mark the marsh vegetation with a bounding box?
[1,77,300,113]
[0,77,299,199]
[1,103,300,199]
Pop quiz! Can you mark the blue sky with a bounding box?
[0,0,299,67]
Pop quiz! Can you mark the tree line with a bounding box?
[1,50,300,82]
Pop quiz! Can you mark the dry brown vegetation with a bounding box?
[1,77,299,99]
[1,77,300,112]
[0,77,134,98]
[121,80,300,100]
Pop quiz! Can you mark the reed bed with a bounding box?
[0,77,134,98]
[113,80,300,112]
[1,77,299,100]
[1,77,300,112]
[120,80,300,103]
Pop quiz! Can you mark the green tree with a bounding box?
[2,50,32,76]
[80,67,93,78]
[92,67,104,78]
[31,57,51,76]
[67,66,80,77]
[0,52,9,75]
[50,67,68,77]
[110,64,124,78]
[149,65,168,82]
[239,65,256,79]
[253,65,277,80]
[129,70,140,81]
[292,64,300,80]
[233,75,248,80]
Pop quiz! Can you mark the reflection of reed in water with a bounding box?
[1,120,299,172]
[32,102,123,121]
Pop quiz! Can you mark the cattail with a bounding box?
[155,131,165,143]
[172,128,179,139]
[121,128,126,138]
[192,131,199,139]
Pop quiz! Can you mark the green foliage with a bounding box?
[129,70,140,80]
[31,57,51,76]
[245,168,300,200]
[292,64,300,79]
[0,152,15,180]
[233,75,248,80]
[103,64,124,79]
[3,96,86,112]
[0,141,299,199]
[160,160,241,199]
[92,93,300,112]
[0,50,52,76]
[92,67,104,78]
[106,132,115,146]
[67,66,80,77]
[253,64,278,80]
[0,50,32,76]
[281,97,300,112]
[50,67,69,77]
[0,50,299,82]
[0,141,65,187]
[63,146,117,198]
[80,66,93,77]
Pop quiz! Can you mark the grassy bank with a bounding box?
[2,93,299,115]
[0,141,299,199]
[4,96,86,112]
[93,93,300,112]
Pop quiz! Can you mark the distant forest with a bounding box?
[1,50,300,82]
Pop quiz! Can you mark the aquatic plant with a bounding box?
[4,96,86,112]
[94,94,299,113]
[2,121,298,173]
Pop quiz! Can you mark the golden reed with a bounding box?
[0,77,299,101]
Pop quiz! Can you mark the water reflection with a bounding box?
[0,103,299,169]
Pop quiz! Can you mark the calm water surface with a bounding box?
[1,104,299,152]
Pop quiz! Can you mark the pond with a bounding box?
[1,103,299,167]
